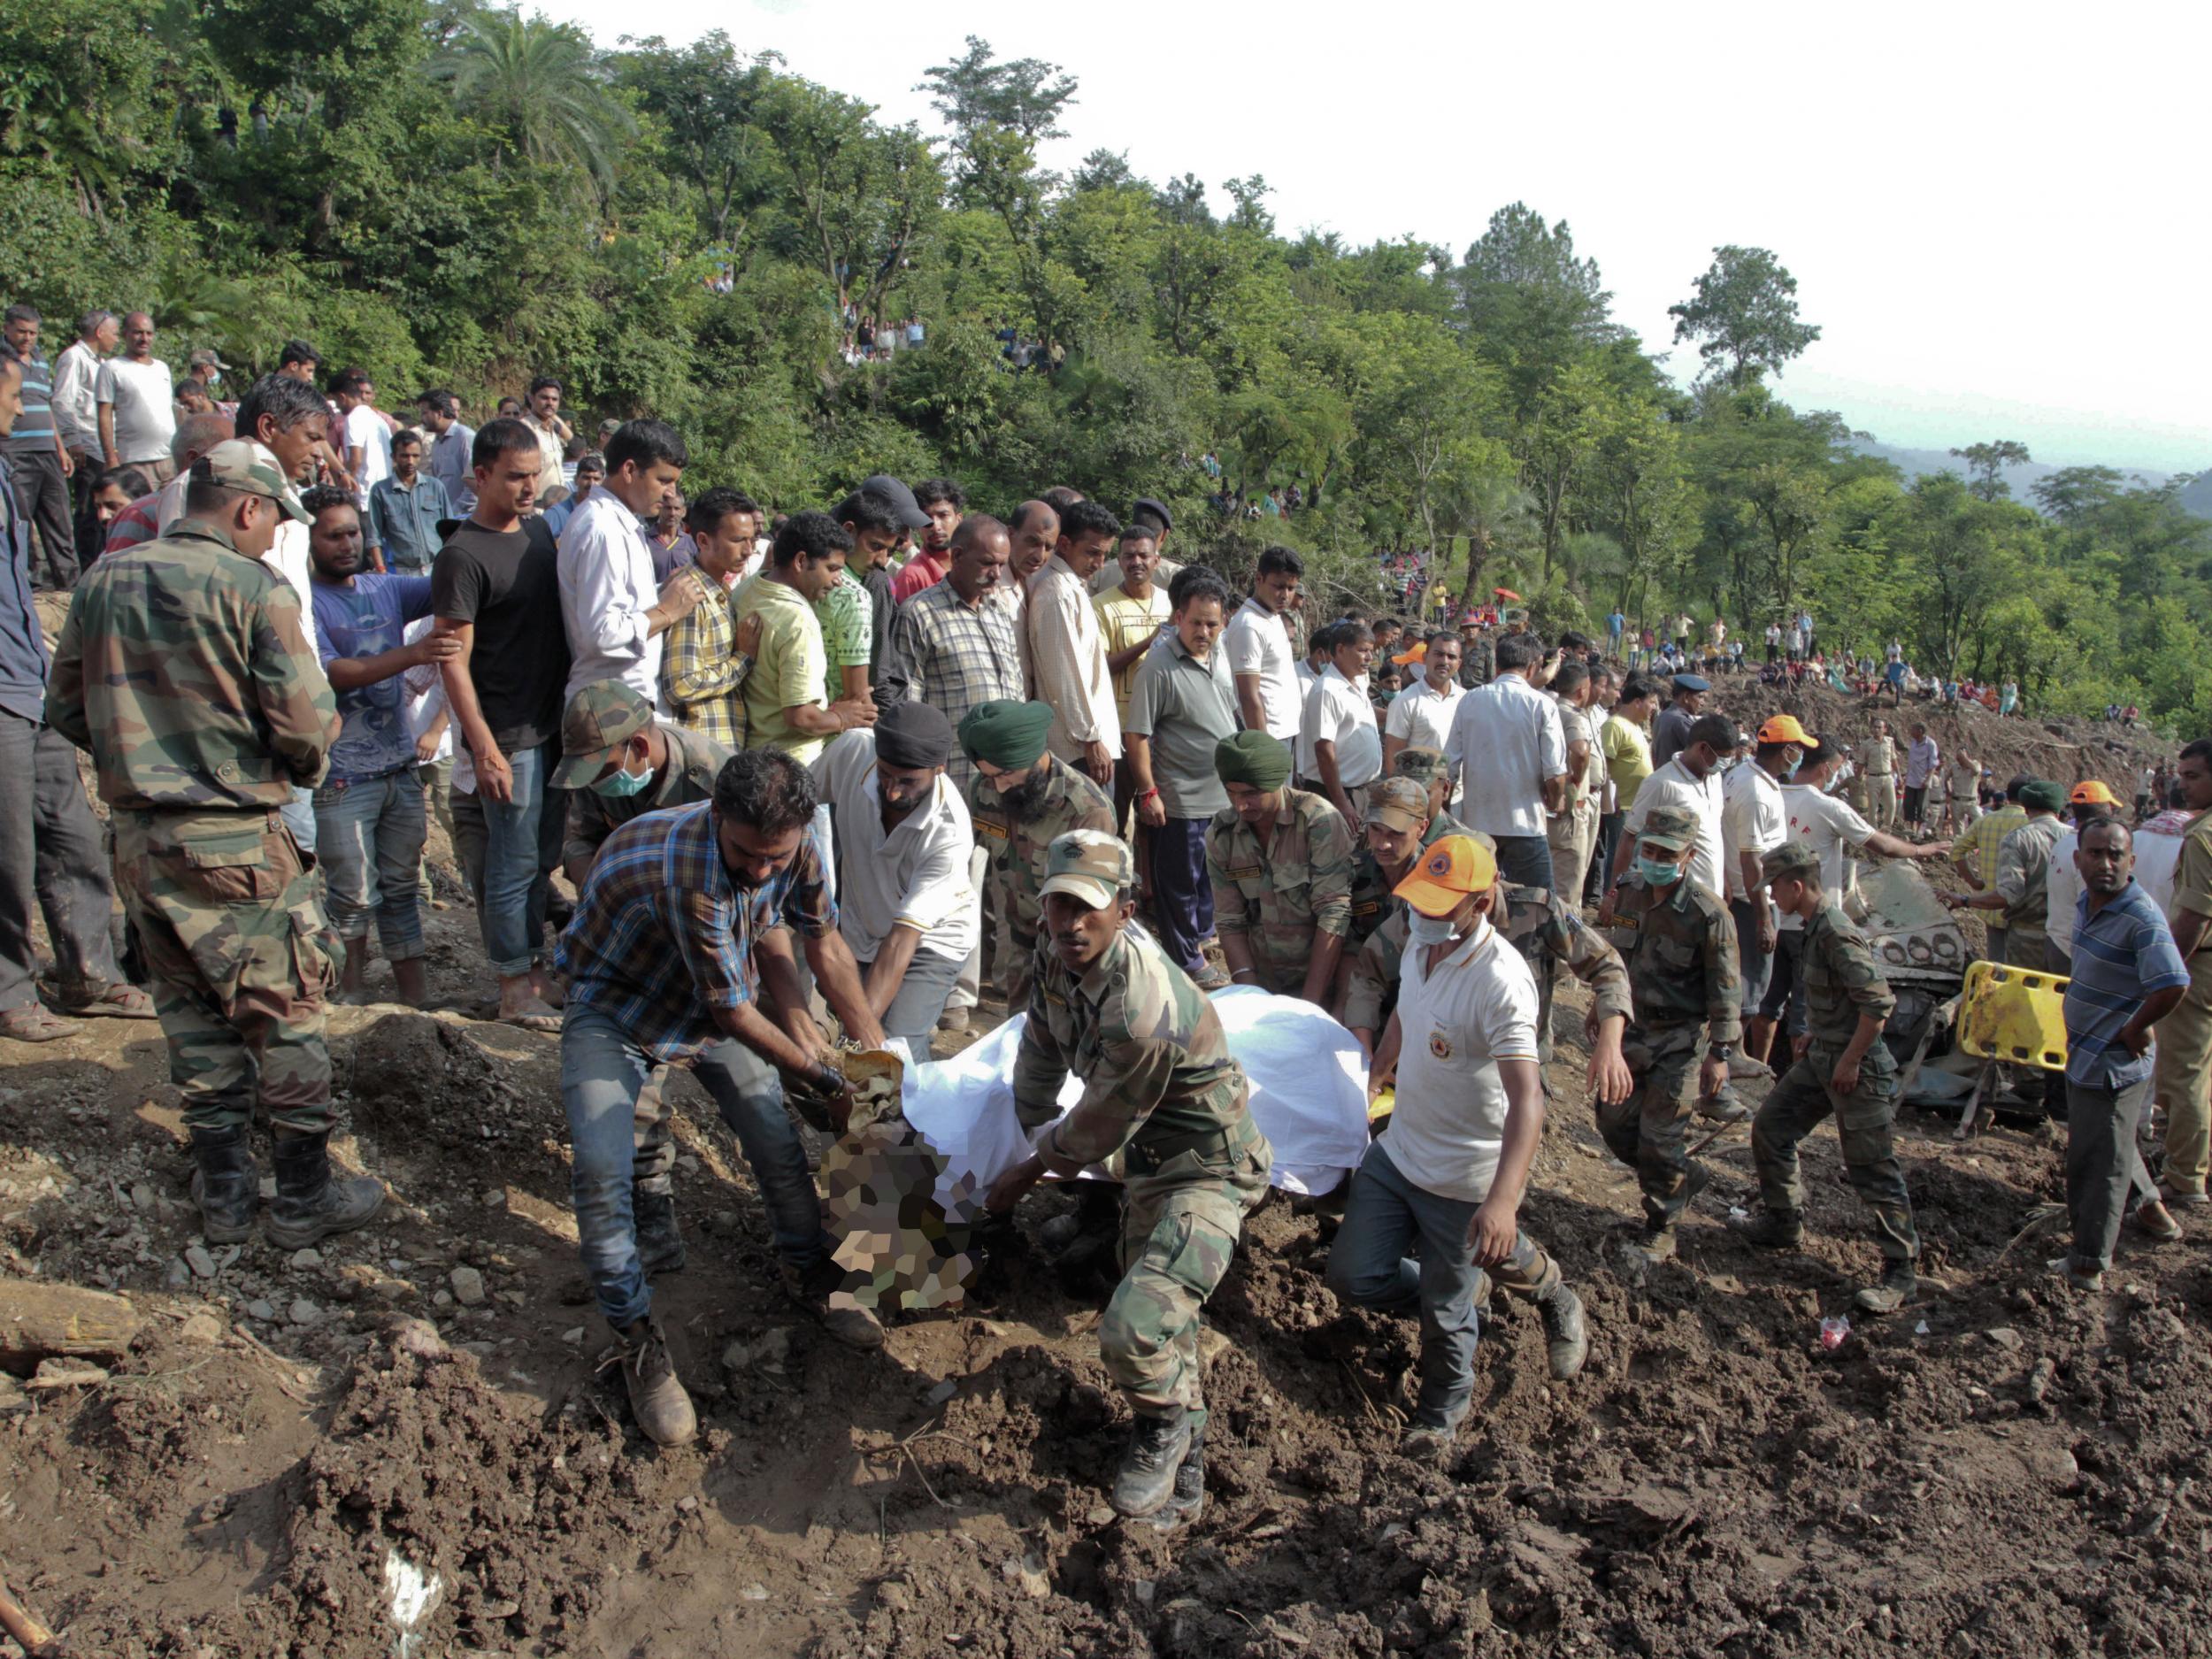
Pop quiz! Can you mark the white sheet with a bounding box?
[896,986,1371,1202]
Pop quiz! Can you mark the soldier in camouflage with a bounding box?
[957,699,1118,1012]
[1599,803,1741,1263]
[1735,842,1920,1313]
[985,829,1272,1526]
[45,441,386,1249]
[1391,745,1474,843]
[1206,730,1354,1004]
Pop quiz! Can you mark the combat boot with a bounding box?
[188,1124,258,1243]
[1853,1262,1916,1317]
[1144,1415,1207,1532]
[1732,1209,1804,1251]
[1399,1419,1457,1463]
[1536,1284,1589,1381]
[1112,1408,1192,1517]
[266,1132,386,1250]
[615,1317,696,1446]
[634,1190,687,1276]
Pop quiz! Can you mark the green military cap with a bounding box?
[1364,776,1431,833]
[1760,841,1822,884]
[1638,804,1701,851]
[552,681,655,787]
[196,439,311,524]
[1391,746,1448,785]
[2016,779,2066,812]
[957,699,1053,770]
[1039,828,1133,910]
[1215,730,1293,790]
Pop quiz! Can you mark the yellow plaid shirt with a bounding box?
[661,580,752,749]
[1955,803,2024,887]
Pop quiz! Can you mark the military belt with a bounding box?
[1125,1124,1244,1175]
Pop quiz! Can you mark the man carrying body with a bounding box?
[984,830,1272,1523]
[958,699,1116,1013]
[1599,805,1740,1264]
[1224,546,1304,744]
[1331,835,1590,1463]
[1207,732,1353,1005]
[559,749,889,1446]
[48,442,383,1248]
[1736,842,1921,1314]
[1029,499,1123,790]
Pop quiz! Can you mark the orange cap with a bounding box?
[2070,780,2121,806]
[1757,714,1813,746]
[1392,835,1500,918]
[1392,642,1427,667]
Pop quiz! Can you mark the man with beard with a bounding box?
[558,749,888,1448]
[892,477,964,604]
[1207,730,1353,1005]
[958,699,1117,1011]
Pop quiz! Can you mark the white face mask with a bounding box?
[1407,910,1461,947]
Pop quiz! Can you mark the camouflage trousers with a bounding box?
[1597,1024,1705,1233]
[113,810,336,1135]
[1102,1122,1272,1417]
[1752,1049,1919,1263]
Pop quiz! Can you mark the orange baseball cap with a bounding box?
[1757,714,1813,745]
[1392,641,1427,666]
[2070,780,2121,807]
[1392,835,1499,918]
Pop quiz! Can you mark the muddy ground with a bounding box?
[5,664,2208,1658]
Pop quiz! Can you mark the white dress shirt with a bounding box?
[557,492,664,707]
[1625,757,1726,898]
[1385,675,1463,754]
[51,341,102,450]
[1224,597,1302,741]
[811,729,979,964]
[1446,670,1567,839]
[1026,554,1120,764]
[1298,664,1381,789]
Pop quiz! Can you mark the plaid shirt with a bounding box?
[884,577,1025,790]
[557,800,835,1064]
[812,570,872,702]
[1956,803,2024,887]
[661,580,752,749]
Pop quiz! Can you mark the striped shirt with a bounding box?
[2063,879,2188,1088]
[556,800,835,1064]
[4,351,57,457]
[882,576,1025,791]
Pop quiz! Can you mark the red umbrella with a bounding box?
[1494,587,1523,602]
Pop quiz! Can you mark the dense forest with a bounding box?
[5,2,2208,729]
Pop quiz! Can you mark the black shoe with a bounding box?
[1144,1418,1207,1532]
[1112,1409,1192,1517]
[634,1190,687,1276]
[1537,1285,1589,1380]
[188,1124,258,1243]
[1732,1210,1804,1251]
[267,1132,386,1250]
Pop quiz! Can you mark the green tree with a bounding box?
[615,34,780,248]
[432,11,635,199]
[1668,246,1821,388]
[1948,439,2031,502]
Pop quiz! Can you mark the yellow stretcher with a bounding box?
[1956,960,2070,1072]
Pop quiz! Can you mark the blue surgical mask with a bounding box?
[1635,856,1683,887]
[593,762,655,799]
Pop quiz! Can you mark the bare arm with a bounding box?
[802,928,886,1048]
[325,631,457,693]
[1234,673,1268,735]
[862,925,927,1019]
[434,618,512,803]
[1469,1057,1544,1265]
[1541,772,1568,814]
[1314,739,1357,828]
[2172,907,2212,961]
[1300,932,1346,1009]
[97,403,118,466]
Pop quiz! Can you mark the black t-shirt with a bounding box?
[431,517,570,752]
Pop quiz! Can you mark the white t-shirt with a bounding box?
[1776,784,1874,932]
[94,357,176,464]
[1377,918,1540,1204]
[1722,762,1787,902]
[1626,757,1725,899]
[810,729,978,964]
[1224,598,1301,741]
[1297,665,1380,788]
[344,404,392,507]
[1385,676,1463,755]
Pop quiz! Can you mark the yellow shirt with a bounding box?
[1094,584,1171,722]
[1601,713,1653,810]
[733,574,829,766]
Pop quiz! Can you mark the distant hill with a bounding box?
[1847,439,2167,510]
[2177,472,2212,519]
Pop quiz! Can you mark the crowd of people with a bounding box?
[4,314,2209,1525]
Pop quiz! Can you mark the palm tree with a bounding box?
[433,12,634,199]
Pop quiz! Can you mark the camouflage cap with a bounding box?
[551,681,655,787]
[1760,841,1822,884]
[1039,828,1133,911]
[1638,804,1701,851]
[1365,776,1431,833]
[195,440,310,525]
[1392,745,1448,786]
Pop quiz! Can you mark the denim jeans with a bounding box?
[560,1004,826,1327]
[312,769,427,959]
[280,786,319,856]
[0,711,120,1010]
[478,741,565,977]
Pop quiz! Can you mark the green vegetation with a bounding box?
[4,4,2205,729]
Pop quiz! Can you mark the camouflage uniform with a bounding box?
[1598,809,1741,1236]
[1206,787,1354,995]
[1750,879,1919,1266]
[967,754,1117,1011]
[1014,843,1271,1419]
[45,515,341,1135]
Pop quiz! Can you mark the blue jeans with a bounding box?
[1489,833,1554,893]
[313,770,427,959]
[560,1005,826,1328]
[479,741,565,977]
[281,786,318,856]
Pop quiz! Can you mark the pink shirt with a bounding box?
[890,548,949,606]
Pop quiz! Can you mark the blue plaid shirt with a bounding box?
[2064,879,2189,1088]
[557,800,835,1063]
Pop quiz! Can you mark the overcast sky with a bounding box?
[542,0,2209,473]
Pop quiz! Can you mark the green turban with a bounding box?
[2016,779,2066,812]
[1215,730,1294,791]
[957,700,1054,770]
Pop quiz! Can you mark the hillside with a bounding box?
[1847,438,2165,506]
[2177,471,2212,519]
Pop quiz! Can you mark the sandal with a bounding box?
[0,1006,84,1043]
[57,981,157,1020]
